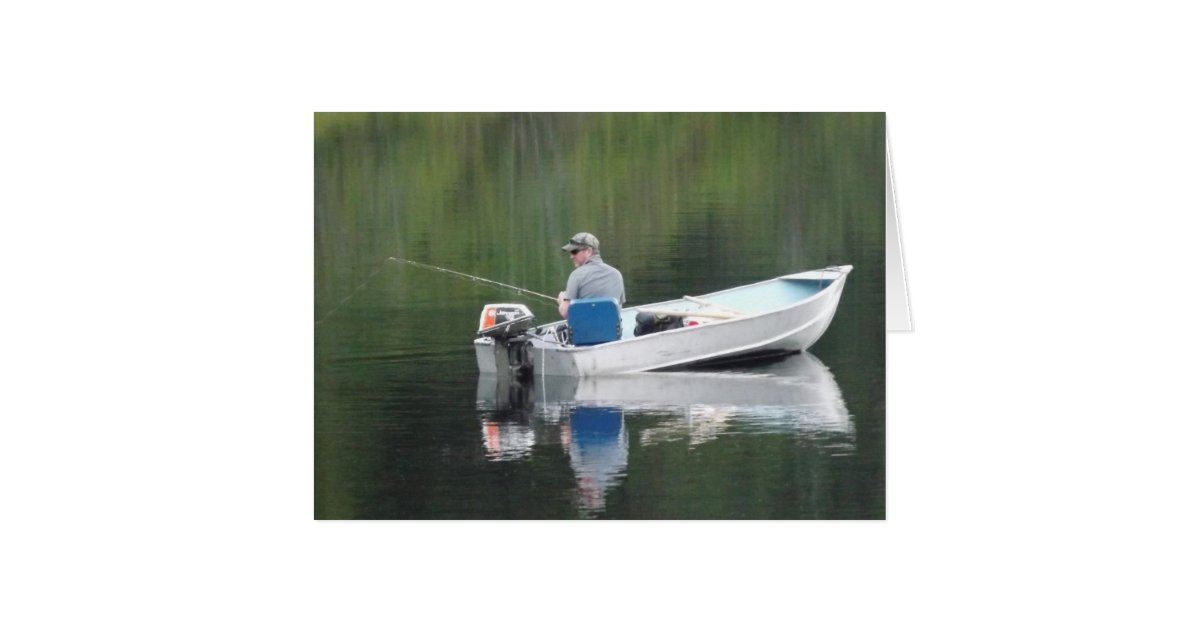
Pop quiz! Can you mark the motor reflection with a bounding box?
[478,378,539,462]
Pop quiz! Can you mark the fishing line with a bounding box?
[314,259,392,326]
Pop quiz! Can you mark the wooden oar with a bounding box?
[683,296,746,315]
[639,309,739,320]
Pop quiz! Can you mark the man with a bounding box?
[557,232,625,318]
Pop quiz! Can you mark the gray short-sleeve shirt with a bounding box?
[565,255,625,305]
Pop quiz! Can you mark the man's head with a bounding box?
[562,232,600,265]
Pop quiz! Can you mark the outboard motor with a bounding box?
[477,303,536,380]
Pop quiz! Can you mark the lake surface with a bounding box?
[315,113,885,519]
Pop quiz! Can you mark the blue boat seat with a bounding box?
[567,297,622,345]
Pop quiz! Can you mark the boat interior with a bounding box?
[614,276,836,340]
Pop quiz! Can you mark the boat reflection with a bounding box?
[477,352,854,516]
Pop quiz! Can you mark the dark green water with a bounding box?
[315,113,885,519]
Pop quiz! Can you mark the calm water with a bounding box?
[315,113,885,519]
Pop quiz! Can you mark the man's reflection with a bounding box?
[563,406,627,516]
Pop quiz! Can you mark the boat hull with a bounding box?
[475,265,851,376]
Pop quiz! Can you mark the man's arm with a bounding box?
[560,272,581,318]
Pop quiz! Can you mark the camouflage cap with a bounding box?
[562,232,600,253]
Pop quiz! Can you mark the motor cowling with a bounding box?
[477,303,535,340]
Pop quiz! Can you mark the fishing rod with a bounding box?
[390,258,559,305]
